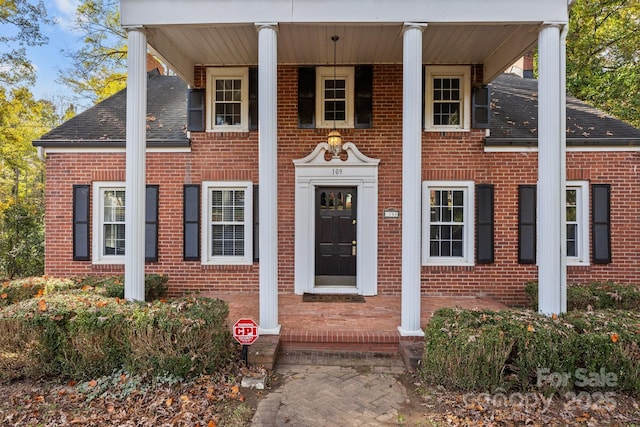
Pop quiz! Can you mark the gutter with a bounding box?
[32,139,191,149]
[485,137,640,148]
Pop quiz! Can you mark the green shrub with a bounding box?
[420,307,640,395]
[75,274,169,301]
[127,296,234,378]
[0,292,233,382]
[0,276,77,307]
[0,293,134,380]
[525,281,640,311]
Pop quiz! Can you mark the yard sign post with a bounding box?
[233,318,259,366]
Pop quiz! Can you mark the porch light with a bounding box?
[327,35,343,157]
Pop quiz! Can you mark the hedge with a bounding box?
[421,307,640,395]
[0,281,235,382]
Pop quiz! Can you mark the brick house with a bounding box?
[33,0,640,336]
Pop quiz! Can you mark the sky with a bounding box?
[25,0,90,110]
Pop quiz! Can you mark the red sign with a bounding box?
[233,318,259,345]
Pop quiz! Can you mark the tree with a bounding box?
[0,0,50,86]
[567,0,640,127]
[0,87,53,278]
[57,0,128,103]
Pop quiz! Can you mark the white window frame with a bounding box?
[422,181,475,266]
[92,181,126,265]
[424,65,471,131]
[566,181,590,266]
[206,67,249,132]
[202,181,253,265]
[315,66,355,129]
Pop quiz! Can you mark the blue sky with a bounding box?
[26,0,90,110]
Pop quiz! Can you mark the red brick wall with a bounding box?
[43,64,640,305]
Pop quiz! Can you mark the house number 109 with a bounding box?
[332,169,343,175]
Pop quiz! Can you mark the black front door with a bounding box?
[315,187,357,287]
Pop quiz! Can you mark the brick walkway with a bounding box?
[251,362,409,426]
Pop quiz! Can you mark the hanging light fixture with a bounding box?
[327,35,343,157]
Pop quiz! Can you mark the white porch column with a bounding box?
[256,23,281,334]
[537,23,567,314]
[124,27,147,301]
[399,23,426,336]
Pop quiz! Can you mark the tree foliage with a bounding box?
[567,0,640,127]
[0,87,54,278]
[0,0,50,86]
[58,0,127,103]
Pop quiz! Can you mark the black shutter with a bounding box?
[472,85,490,129]
[187,88,205,132]
[253,184,259,262]
[354,65,373,128]
[476,184,494,263]
[298,66,316,128]
[72,185,90,261]
[145,185,159,262]
[518,185,537,264]
[592,184,611,264]
[183,184,200,261]
[249,67,258,130]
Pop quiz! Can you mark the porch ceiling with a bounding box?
[145,22,541,86]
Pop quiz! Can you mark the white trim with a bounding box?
[206,67,249,132]
[422,180,475,266]
[566,180,589,266]
[38,147,191,154]
[315,66,355,129]
[424,65,471,131]
[293,142,379,296]
[92,181,126,265]
[201,181,253,265]
[485,145,640,153]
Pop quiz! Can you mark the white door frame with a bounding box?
[293,142,380,295]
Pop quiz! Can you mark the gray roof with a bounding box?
[486,73,640,147]
[34,71,189,148]
[34,70,640,149]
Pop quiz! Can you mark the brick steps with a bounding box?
[247,329,424,370]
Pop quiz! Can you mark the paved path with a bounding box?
[251,353,410,426]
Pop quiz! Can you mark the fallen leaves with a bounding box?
[37,299,47,312]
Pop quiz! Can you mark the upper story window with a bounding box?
[202,181,253,265]
[206,67,249,132]
[425,65,471,131]
[92,182,126,265]
[316,66,354,128]
[422,181,475,266]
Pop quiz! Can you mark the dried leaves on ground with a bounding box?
[0,362,266,427]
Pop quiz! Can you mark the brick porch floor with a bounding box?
[204,292,508,354]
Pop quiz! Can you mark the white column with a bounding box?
[256,23,281,334]
[124,27,147,301]
[538,23,567,315]
[399,23,425,336]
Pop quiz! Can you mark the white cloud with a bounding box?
[51,0,81,33]
[54,0,79,16]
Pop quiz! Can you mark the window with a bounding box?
[422,181,475,265]
[202,181,253,265]
[425,66,471,131]
[316,66,354,128]
[206,67,249,132]
[93,182,126,264]
[566,181,589,265]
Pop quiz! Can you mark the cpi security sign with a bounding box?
[233,318,259,345]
